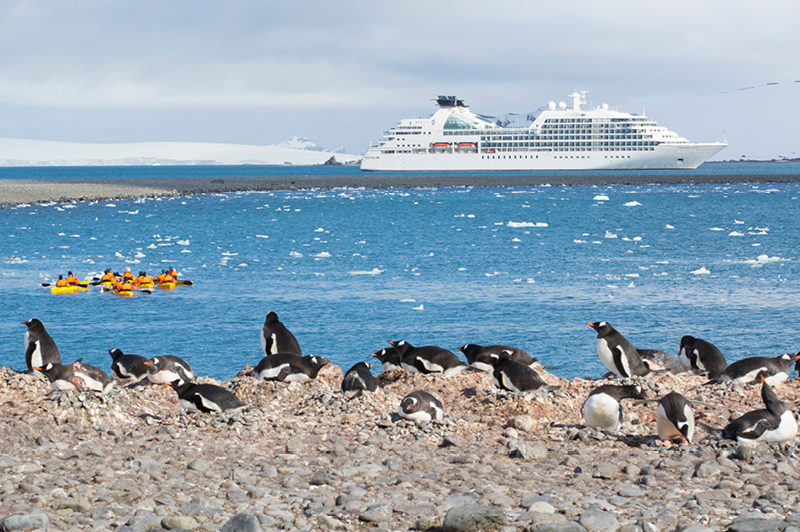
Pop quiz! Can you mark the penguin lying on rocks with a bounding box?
[35,361,82,391]
[704,352,800,386]
[145,355,195,385]
[370,347,402,372]
[252,353,329,383]
[717,376,797,445]
[457,344,556,373]
[108,348,149,381]
[341,362,379,393]
[168,379,245,413]
[398,391,443,423]
[582,384,649,432]
[492,352,560,393]
[72,361,115,394]
[389,340,466,377]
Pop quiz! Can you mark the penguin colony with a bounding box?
[20,313,800,445]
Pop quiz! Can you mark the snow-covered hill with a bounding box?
[0,136,361,166]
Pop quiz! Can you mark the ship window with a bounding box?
[444,116,476,130]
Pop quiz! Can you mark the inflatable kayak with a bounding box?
[113,289,134,297]
[158,281,176,290]
[137,282,154,290]
[51,285,80,294]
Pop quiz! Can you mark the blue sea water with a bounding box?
[2,166,800,382]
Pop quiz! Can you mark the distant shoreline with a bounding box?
[2,170,800,206]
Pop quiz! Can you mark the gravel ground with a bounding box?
[1,364,800,532]
[2,169,800,206]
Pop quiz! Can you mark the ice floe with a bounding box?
[593,195,609,201]
[624,201,641,207]
[348,268,384,275]
[507,221,548,228]
[691,267,711,275]
[729,231,744,236]
[604,231,617,239]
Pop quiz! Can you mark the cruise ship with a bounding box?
[361,92,726,171]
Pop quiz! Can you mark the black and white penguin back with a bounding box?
[398,390,443,423]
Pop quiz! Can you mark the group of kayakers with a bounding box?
[98,267,179,293]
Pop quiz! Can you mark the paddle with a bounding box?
[177,279,193,286]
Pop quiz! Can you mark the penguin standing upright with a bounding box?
[22,318,62,372]
[252,353,329,383]
[398,391,443,423]
[260,312,302,355]
[389,340,466,377]
[721,376,797,444]
[492,352,558,393]
[144,356,195,384]
[706,353,800,386]
[657,392,695,444]
[108,348,149,380]
[582,384,649,432]
[587,322,650,378]
[168,379,245,413]
[678,336,727,378]
[341,362,379,393]
[72,361,115,394]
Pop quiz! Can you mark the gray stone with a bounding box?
[359,503,392,523]
[528,502,556,514]
[727,520,788,532]
[286,436,305,454]
[508,416,536,433]
[618,486,645,498]
[311,469,331,485]
[187,459,211,471]
[681,526,714,532]
[527,522,588,532]
[694,460,721,478]
[220,512,262,532]
[593,465,618,480]
[441,435,462,447]
[2,513,50,530]
[0,456,13,471]
[162,515,200,530]
[578,510,620,532]
[513,443,548,461]
[418,516,443,531]
[56,496,91,513]
[443,504,508,532]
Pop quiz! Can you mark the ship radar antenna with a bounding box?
[569,90,587,112]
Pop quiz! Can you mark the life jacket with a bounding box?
[55,279,70,287]
[122,272,135,282]
[101,273,117,283]
[135,275,153,286]
[66,275,81,285]
[161,274,176,284]
[116,281,133,292]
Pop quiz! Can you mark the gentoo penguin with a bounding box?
[260,311,302,356]
[705,352,800,386]
[721,376,798,445]
[72,361,115,394]
[678,336,727,379]
[167,379,245,413]
[582,384,649,432]
[398,391,443,423]
[657,392,695,444]
[587,322,650,378]
[252,353,329,383]
[108,348,149,380]
[144,355,195,384]
[637,349,689,374]
[35,361,81,391]
[389,340,467,377]
[457,344,551,372]
[492,353,558,393]
[341,362,379,393]
[22,318,62,372]
[370,347,402,372]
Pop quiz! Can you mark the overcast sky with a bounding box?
[0,1,797,159]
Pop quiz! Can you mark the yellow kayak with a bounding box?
[113,289,134,297]
[137,282,154,290]
[51,285,80,294]
[158,281,176,290]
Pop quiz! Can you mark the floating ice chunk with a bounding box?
[348,268,384,275]
[115,252,125,258]
[105,204,116,207]
[315,228,324,232]
[314,252,332,258]
[221,252,238,256]
[527,278,535,283]
[256,235,269,239]
[666,224,674,229]
[628,281,635,288]
[147,244,157,249]
[507,221,548,228]
[624,201,641,207]
[734,220,745,224]
[593,195,610,201]
[624,274,640,278]
[413,304,424,311]
[710,227,724,231]
[512,238,522,242]
[574,240,587,244]
[181,250,191,253]
[458,268,467,271]
[633,236,642,241]
[691,267,711,275]
[289,251,303,258]
[177,240,190,246]
[729,231,744,237]
[467,214,475,218]
[399,298,416,302]
[604,231,617,239]
[135,252,146,258]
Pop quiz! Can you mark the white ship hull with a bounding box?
[361,92,726,172]
[362,143,726,172]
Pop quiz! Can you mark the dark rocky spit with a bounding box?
[1,364,800,532]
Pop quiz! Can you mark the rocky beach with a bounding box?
[2,364,800,532]
[2,168,800,206]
